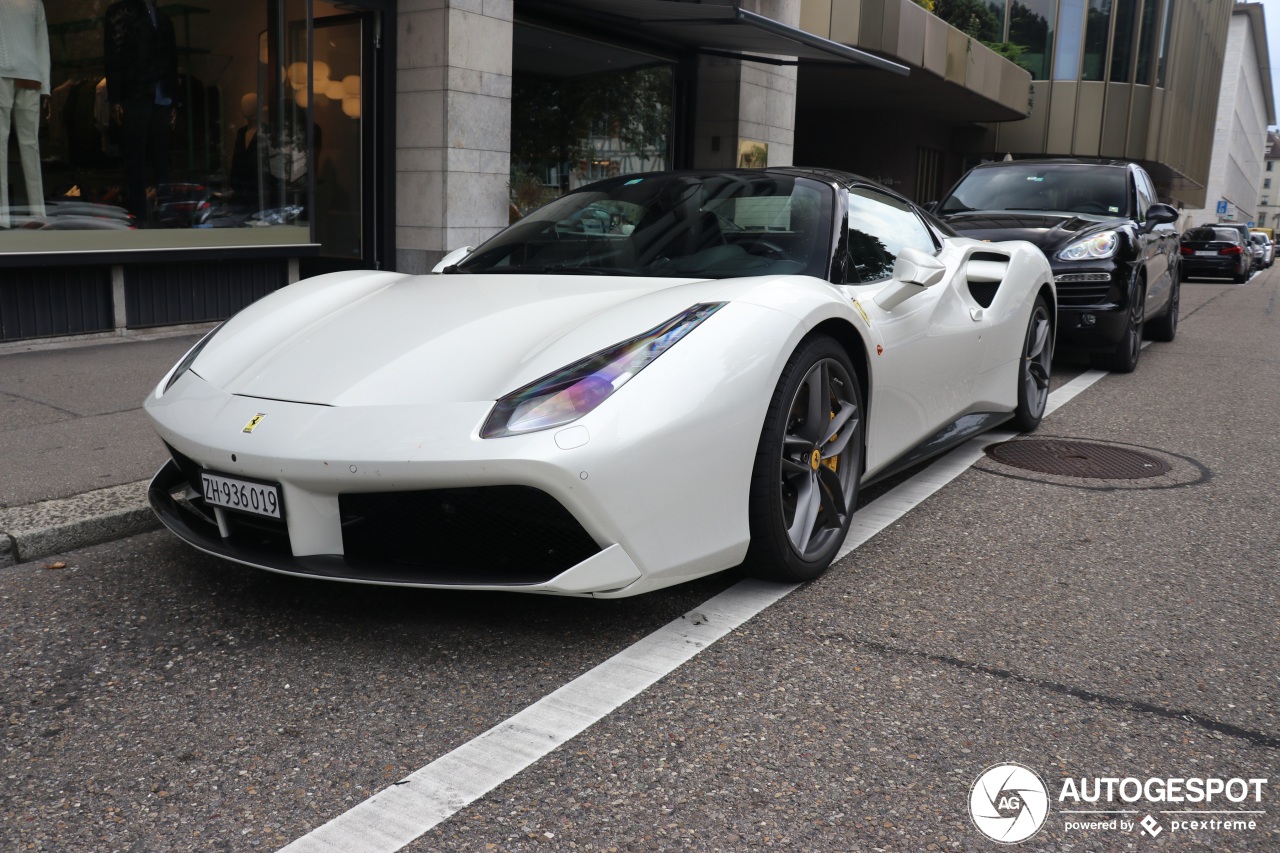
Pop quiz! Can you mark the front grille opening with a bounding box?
[161,443,292,556]
[340,486,602,583]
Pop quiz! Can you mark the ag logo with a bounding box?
[968,762,1050,844]
[243,413,267,434]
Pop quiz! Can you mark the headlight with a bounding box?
[481,303,726,438]
[161,322,224,394]
[1058,231,1119,261]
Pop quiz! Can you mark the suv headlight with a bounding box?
[1058,231,1119,261]
[481,303,725,438]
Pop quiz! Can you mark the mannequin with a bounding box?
[103,0,179,223]
[229,93,263,203]
[0,0,51,228]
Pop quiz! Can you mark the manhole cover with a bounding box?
[985,439,1171,479]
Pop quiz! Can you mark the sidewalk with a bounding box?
[0,329,209,566]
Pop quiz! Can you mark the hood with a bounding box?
[189,271,734,407]
[942,211,1127,259]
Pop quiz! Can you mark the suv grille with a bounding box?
[1054,274,1115,306]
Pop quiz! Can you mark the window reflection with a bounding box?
[510,25,673,217]
[1009,0,1056,80]
[845,188,936,284]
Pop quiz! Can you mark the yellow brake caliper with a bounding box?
[823,409,839,472]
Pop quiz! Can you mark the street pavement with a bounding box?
[0,327,209,566]
[1,269,1277,852]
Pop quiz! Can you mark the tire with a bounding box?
[1093,283,1144,373]
[1011,296,1052,432]
[1233,267,1248,284]
[744,336,863,583]
[1146,276,1179,342]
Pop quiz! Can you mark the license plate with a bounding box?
[1195,250,1217,256]
[201,471,283,519]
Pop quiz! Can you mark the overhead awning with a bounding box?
[519,0,910,76]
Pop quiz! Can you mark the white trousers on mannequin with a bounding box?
[0,77,46,229]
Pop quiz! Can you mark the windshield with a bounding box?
[455,172,835,279]
[940,165,1129,218]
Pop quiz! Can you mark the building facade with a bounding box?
[0,0,1241,344]
[1255,130,1280,231]
[1177,2,1274,228]
[974,0,1257,211]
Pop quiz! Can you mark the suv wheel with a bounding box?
[1092,283,1144,373]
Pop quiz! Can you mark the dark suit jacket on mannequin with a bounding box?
[103,0,179,221]
[104,0,178,106]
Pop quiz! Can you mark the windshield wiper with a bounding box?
[541,264,639,276]
[440,264,468,274]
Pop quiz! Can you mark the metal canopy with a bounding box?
[521,0,910,76]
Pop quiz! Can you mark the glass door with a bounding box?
[302,3,379,274]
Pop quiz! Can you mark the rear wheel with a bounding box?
[745,336,863,583]
[1011,296,1052,432]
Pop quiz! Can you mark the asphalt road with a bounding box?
[2,272,1277,852]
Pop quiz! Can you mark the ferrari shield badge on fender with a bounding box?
[243,413,267,434]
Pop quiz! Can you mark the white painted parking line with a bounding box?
[277,370,1113,853]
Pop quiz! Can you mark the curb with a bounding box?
[0,480,159,568]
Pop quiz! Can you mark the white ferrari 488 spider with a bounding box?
[145,168,1054,597]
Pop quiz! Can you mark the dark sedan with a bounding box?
[932,159,1180,372]
[1180,225,1252,283]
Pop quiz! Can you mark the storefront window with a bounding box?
[1,0,318,254]
[510,24,674,217]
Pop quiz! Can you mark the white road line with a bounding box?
[278,371,1111,853]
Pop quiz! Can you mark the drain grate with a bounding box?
[986,439,1171,479]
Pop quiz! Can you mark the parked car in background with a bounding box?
[1248,232,1273,269]
[932,159,1180,372]
[1181,225,1253,283]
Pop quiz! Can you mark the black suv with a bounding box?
[932,159,1180,372]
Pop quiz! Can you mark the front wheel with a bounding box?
[1092,284,1144,373]
[1011,296,1052,432]
[745,336,864,583]
[1146,277,1179,342]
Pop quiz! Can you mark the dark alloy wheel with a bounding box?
[1094,283,1144,373]
[1012,296,1052,432]
[745,336,864,583]
[1146,277,1179,342]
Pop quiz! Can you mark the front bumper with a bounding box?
[148,457,645,594]
[1051,267,1129,353]
[143,339,769,596]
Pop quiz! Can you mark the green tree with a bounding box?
[934,0,1002,41]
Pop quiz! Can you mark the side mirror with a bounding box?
[431,246,474,273]
[874,247,948,310]
[1142,203,1179,232]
